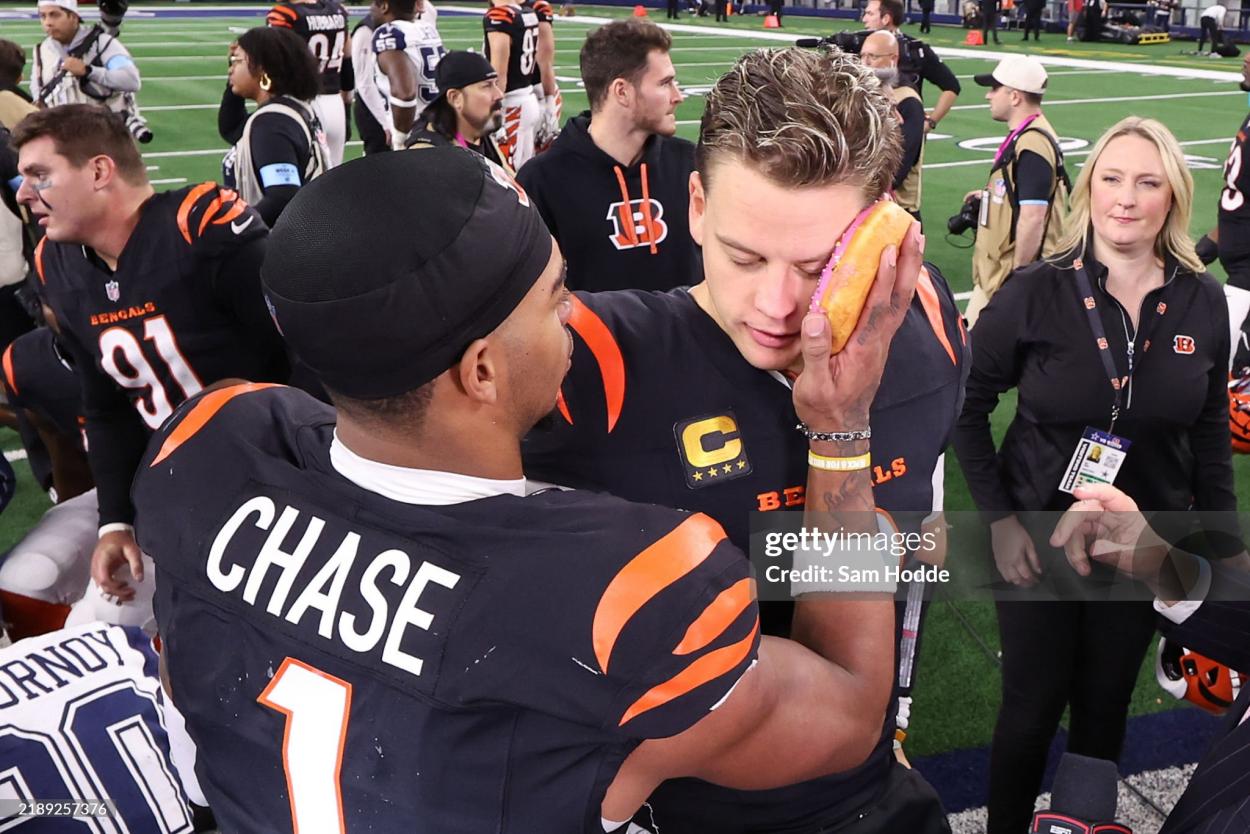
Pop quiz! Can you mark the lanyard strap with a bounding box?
[1072,258,1163,431]
[993,113,1041,167]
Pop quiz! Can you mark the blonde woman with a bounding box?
[954,116,1236,834]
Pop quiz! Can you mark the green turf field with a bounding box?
[0,4,1246,760]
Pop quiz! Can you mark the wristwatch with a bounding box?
[924,116,938,129]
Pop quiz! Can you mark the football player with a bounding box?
[482,0,541,168]
[349,10,389,153]
[1198,49,1250,372]
[370,0,444,144]
[523,48,963,834]
[528,0,560,149]
[0,621,210,830]
[267,0,351,167]
[11,105,291,610]
[134,147,912,832]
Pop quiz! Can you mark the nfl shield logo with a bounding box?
[105,280,120,303]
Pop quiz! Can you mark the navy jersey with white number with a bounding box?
[267,0,351,95]
[133,383,758,833]
[1219,111,1250,289]
[0,622,202,832]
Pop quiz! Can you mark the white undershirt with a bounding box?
[329,431,527,505]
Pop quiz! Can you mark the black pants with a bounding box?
[768,0,782,20]
[353,97,390,155]
[919,4,932,31]
[986,598,1159,834]
[667,0,679,18]
[1023,7,1042,37]
[981,1,1000,41]
[1154,9,1170,30]
[1200,17,1221,51]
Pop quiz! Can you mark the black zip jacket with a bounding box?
[954,250,1235,521]
[516,112,700,293]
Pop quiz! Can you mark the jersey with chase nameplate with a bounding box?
[133,383,759,834]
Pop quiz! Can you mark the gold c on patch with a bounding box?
[674,412,753,489]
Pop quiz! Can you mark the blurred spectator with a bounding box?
[918,0,934,32]
[861,30,924,220]
[981,0,1002,43]
[1021,0,1044,40]
[266,0,351,167]
[1200,2,1226,52]
[954,116,1236,834]
[350,11,390,153]
[861,0,961,134]
[405,51,510,170]
[219,27,330,226]
[31,0,151,143]
[1150,0,1174,31]
[0,40,37,129]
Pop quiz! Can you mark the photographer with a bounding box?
[861,31,924,220]
[964,56,1069,326]
[31,0,151,143]
[859,0,961,133]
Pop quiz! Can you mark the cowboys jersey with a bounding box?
[1219,111,1250,291]
[372,17,445,119]
[267,0,351,96]
[0,622,204,831]
[483,2,541,91]
[133,383,759,833]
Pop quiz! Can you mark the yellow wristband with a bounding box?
[807,451,871,472]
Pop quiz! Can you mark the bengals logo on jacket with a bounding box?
[606,198,668,251]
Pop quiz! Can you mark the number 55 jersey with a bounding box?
[35,183,291,527]
[133,384,759,833]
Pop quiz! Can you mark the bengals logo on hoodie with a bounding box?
[606,197,669,252]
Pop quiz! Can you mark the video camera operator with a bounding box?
[799,0,960,134]
[31,0,153,144]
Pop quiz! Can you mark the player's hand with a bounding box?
[1048,484,1167,582]
[792,222,922,431]
[63,57,88,77]
[92,529,145,602]
[990,514,1041,586]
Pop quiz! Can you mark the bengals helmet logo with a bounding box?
[1174,335,1196,355]
[607,198,668,251]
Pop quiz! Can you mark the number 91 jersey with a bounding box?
[35,184,284,433]
[0,622,204,832]
[1219,111,1250,290]
[371,17,446,118]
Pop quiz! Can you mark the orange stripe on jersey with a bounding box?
[673,577,754,656]
[555,389,572,424]
[177,182,218,245]
[619,616,758,726]
[914,267,957,366]
[149,382,279,467]
[211,199,248,228]
[534,1,553,13]
[267,4,298,25]
[486,7,515,20]
[196,195,224,237]
[592,514,727,673]
[1,343,17,395]
[567,295,626,433]
[33,237,47,284]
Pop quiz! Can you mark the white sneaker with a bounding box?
[1066,35,1074,40]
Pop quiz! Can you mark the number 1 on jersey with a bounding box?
[258,658,353,834]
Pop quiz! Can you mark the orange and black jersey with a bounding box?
[1219,111,1250,289]
[133,383,758,834]
[521,274,967,830]
[1,326,81,445]
[267,0,350,95]
[1,326,84,493]
[36,183,290,526]
[483,2,541,91]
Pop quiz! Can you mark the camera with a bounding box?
[124,110,153,144]
[97,0,129,34]
[947,194,980,236]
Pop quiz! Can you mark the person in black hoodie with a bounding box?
[515,19,698,293]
